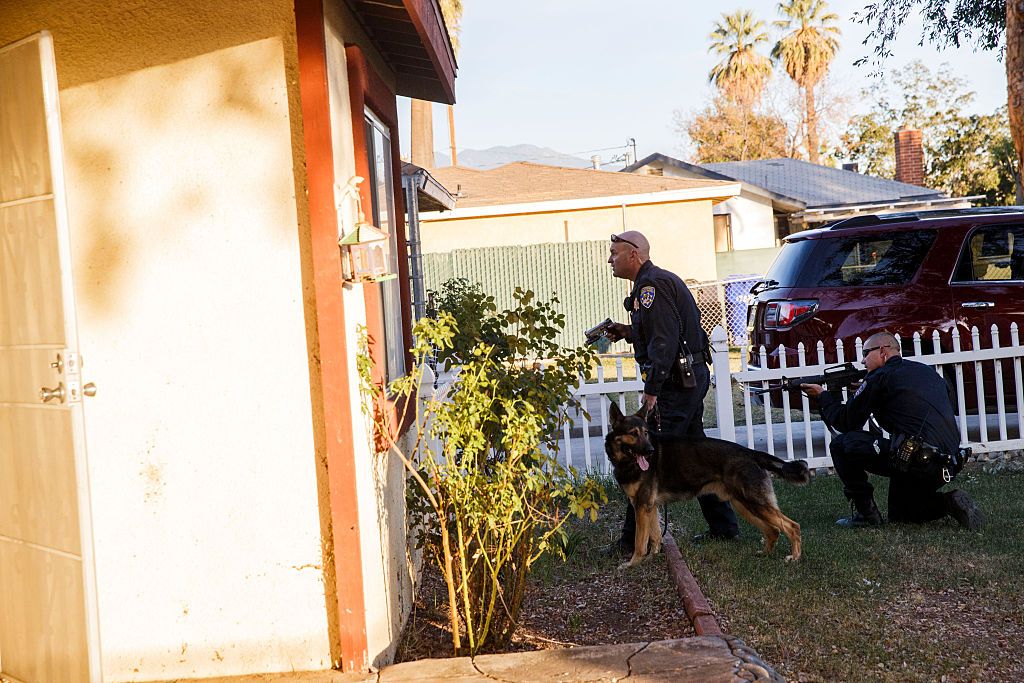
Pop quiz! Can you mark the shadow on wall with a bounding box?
[17,0,296,90]
[60,36,301,317]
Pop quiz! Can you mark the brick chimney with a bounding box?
[894,128,924,186]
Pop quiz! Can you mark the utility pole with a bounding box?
[447,104,458,166]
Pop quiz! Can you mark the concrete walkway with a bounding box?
[162,527,783,683]
[169,636,781,682]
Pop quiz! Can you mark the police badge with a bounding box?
[639,285,656,308]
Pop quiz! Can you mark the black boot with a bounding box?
[944,490,984,531]
[836,496,884,528]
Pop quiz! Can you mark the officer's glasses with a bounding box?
[611,233,640,249]
[862,345,886,358]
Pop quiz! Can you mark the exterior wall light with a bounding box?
[337,175,396,283]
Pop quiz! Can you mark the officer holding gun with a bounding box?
[801,332,983,530]
[601,230,740,552]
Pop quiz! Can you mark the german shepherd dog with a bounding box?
[606,403,810,567]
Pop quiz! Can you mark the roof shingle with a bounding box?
[699,157,945,208]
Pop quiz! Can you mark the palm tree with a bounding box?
[411,0,463,168]
[771,0,840,163]
[708,10,774,108]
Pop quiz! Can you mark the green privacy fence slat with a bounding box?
[422,241,632,352]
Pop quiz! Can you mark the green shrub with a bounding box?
[359,281,606,656]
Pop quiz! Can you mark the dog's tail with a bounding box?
[747,450,811,484]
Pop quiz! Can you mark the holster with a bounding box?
[890,433,959,475]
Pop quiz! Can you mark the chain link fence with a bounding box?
[689,275,759,347]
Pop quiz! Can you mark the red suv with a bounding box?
[747,207,1024,407]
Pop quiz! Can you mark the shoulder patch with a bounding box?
[853,382,866,398]
[640,285,656,309]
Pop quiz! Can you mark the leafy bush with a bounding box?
[359,280,605,655]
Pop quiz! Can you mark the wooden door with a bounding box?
[0,32,100,683]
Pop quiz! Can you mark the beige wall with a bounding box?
[420,200,720,282]
[322,4,415,669]
[0,3,335,680]
[650,163,778,251]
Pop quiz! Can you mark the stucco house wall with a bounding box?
[712,189,777,251]
[420,199,720,283]
[1,1,421,679]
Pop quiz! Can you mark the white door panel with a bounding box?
[0,32,99,682]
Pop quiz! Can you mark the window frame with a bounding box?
[345,45,414,430]
[362,107,406,382]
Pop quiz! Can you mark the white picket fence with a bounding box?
[552,323,1024,473]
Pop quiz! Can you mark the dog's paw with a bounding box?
[785,553,799,563]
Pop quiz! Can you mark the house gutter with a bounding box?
[420,183,741,221]
[403,167,455,319]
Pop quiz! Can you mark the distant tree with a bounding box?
[854,0,1023,202]
[838,61,1019,204]
[682,98,789,162]
[411,0,463,168]
[931,107,1019,205]
[708,10,774,107]
[771,0,841,163]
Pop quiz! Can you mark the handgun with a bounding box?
[584,318,615,346]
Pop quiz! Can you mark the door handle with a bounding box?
[960,301,995,308]
[40,382,65,403]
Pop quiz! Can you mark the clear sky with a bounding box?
[398,0,1008,165]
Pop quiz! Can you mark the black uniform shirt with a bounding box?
[818,356,960,455]
[624,260,705,396]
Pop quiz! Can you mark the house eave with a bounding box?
[420,183,742,221]
[345,0,457,104]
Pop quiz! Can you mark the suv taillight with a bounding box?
[764,300,818,329]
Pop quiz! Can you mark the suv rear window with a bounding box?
[766,230,937,287]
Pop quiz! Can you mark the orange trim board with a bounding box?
[294,0,368,671]
[346,43,416,435]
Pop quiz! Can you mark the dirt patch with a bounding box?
[395,499,695,662]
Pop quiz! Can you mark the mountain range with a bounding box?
[429,143,625,171]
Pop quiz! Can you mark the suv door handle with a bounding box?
[960,301,995,308]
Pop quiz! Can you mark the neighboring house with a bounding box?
[624,148,979,279]
[420,162,740,283]
[0,2,455,681]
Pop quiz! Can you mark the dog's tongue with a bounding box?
[637,454,650,471]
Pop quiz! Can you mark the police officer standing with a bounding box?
[603,230,740,553]
[801,332,983,530]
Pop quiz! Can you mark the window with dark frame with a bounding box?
[363,108,406,382]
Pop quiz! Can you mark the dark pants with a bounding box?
[621,364,739,542]
[830,431,951,523]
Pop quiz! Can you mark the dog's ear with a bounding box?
[635,403,649,420]
[608,400,624,425]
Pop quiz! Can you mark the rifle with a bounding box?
[748,362,866,395]
[584,318,615,346]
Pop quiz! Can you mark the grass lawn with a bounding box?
[664,463,1024,682]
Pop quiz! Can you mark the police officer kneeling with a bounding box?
[801,332,983,531]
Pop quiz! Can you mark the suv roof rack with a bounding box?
[826,213,918,230]
[826,206,1024,230]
